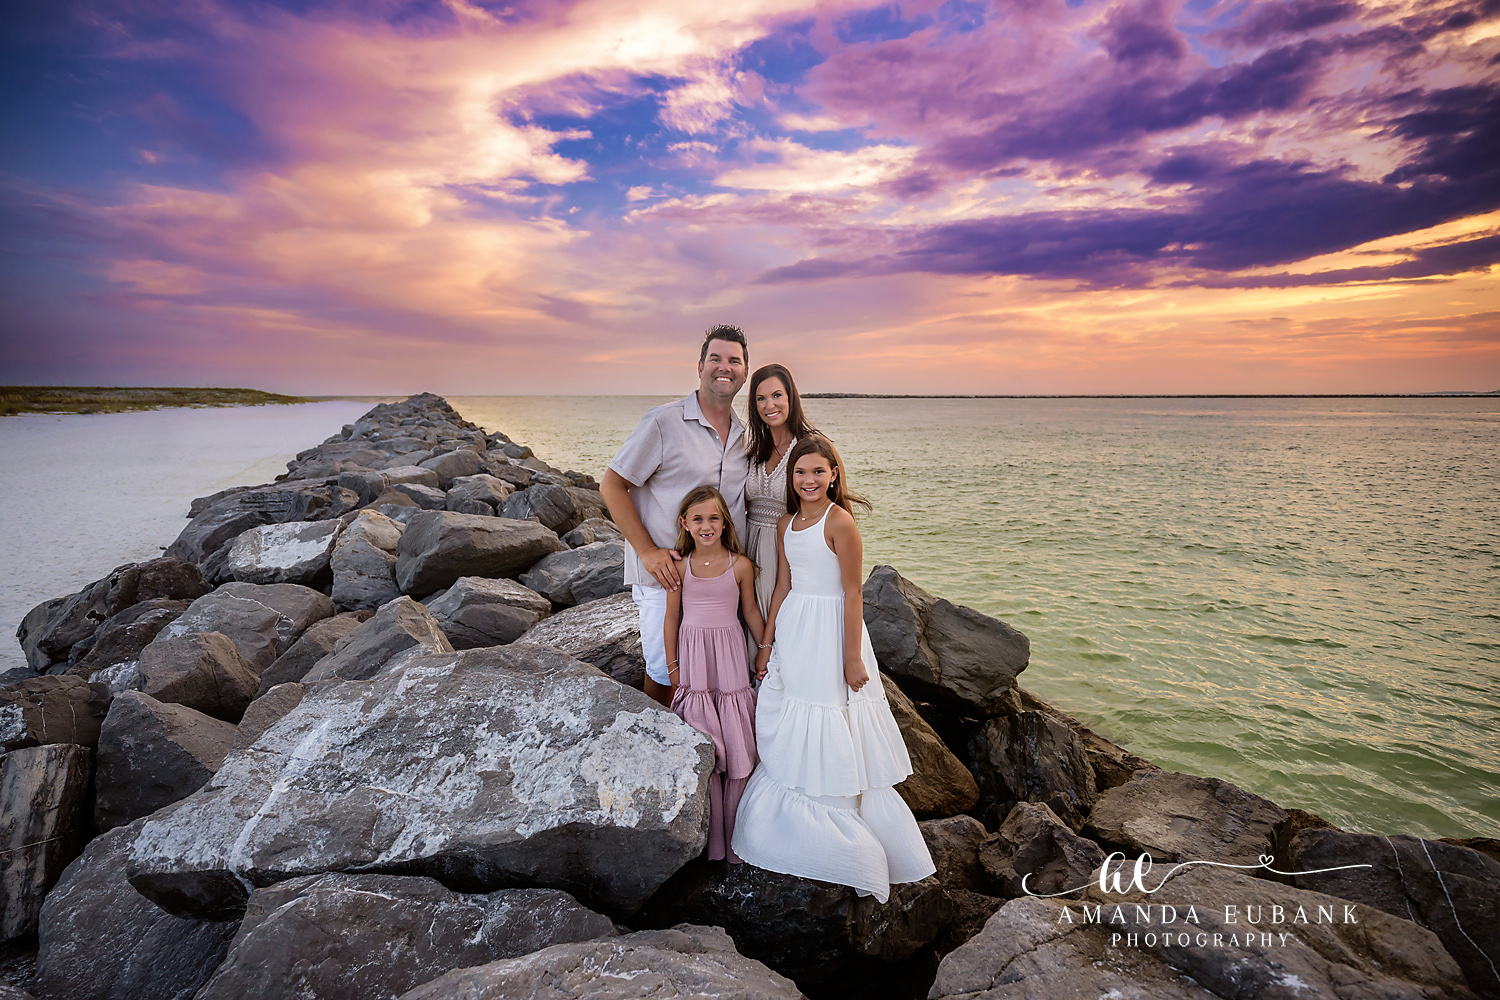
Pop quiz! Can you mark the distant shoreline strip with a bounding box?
[804,392,1500,399]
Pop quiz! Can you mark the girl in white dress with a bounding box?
[731,435,935,902]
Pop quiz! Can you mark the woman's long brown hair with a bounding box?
[747,364,819,468]
[673,485,747,557]
[784,435,872,516]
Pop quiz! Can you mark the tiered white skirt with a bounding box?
[731,591,936,902]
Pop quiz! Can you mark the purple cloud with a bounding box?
[761,77,1500,288]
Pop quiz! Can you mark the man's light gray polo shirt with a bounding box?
[608,391,749,589]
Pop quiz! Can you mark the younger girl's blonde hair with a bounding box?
[783,435,872,516]
[674,485,746,557]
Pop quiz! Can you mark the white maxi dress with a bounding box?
[731,504,936,902]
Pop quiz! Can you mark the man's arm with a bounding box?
[600,469,683,591]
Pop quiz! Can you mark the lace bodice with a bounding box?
[745,437,795,527]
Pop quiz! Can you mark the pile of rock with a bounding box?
[4,393,1496,1000]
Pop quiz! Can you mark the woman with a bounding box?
[744,364,819,619]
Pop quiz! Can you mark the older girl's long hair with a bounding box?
[784,435,872,516]
[747,364,819,468]
[673,485,747,557]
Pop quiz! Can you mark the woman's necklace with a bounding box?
[768,434,792,469]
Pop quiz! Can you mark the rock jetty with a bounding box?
[4,392,1496,1000]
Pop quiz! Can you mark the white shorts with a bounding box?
[633,584,670,686]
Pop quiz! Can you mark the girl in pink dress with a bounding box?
[664,485,766,862]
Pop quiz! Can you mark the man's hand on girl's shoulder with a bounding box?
[643,546,684,590]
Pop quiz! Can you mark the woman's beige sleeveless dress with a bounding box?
[744,439,794,619]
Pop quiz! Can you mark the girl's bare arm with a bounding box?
[736,555,766,645]
[663,587,683,690]
[828,507,869,692]
[763,515,794,642]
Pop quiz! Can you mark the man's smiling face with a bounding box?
[698,338,747,401]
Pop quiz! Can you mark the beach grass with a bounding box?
[0,386,313,416]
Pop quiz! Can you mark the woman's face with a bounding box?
[791,452,836,505]
[755,377,790,430]
[680,498,726,548]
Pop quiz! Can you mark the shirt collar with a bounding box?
[682,390,745,445]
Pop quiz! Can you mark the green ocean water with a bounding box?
[450,395,1500,840]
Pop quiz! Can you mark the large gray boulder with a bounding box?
[68,598,187,678]
[920,815,988,894]
[330,509,404,609]
[419,448,486,488]
[518,541,627,606]
[500,485,607,536]
[225,520,342,585]
[1290,829,1500,999]
[21,559,211,671]
[395,512,563,596]
[0,675,111,751]
[94,691,236,831]
[36,817,239,1000]
[195,875,615,1000]
[137,631,260,721]
[978,800,1105,899]
[929,866,1476,1000]
[155,583,333,671]
[638,860,950,987]
[863,565,1029,716]
[301,596,454,684]
[24,577,112,666]
[399,925,802,1000]
[126,645,715,919]
[166,482,358,566]
[390,482,448,510]
[383,465,442,489]
[153,594,282,672]
[424,577,551,648]
[515,591,644,688]
[1085,769,1288,866]
[16,596,68,671]
[102,556,210,610]
[481,457,533,489]
[231,683,306,752]
[338,468,387,505]
[254,611,370,695]
[1016,686,1157,791]
[214,582,336,644]
[969,710,1097,830]
[0,743,92,941]
[445,474,514,515]
[882,674,977,819]
[562,517,623,548]
[919,816,1006,953]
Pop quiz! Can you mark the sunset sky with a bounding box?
[2,0,1496,394]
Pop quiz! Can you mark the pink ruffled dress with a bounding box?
[670,561,758,862]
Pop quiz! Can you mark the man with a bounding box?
[601,325,751,707]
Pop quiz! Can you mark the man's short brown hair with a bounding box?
[700,324,748,364]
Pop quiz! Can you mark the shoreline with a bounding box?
[0,386,315,417]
